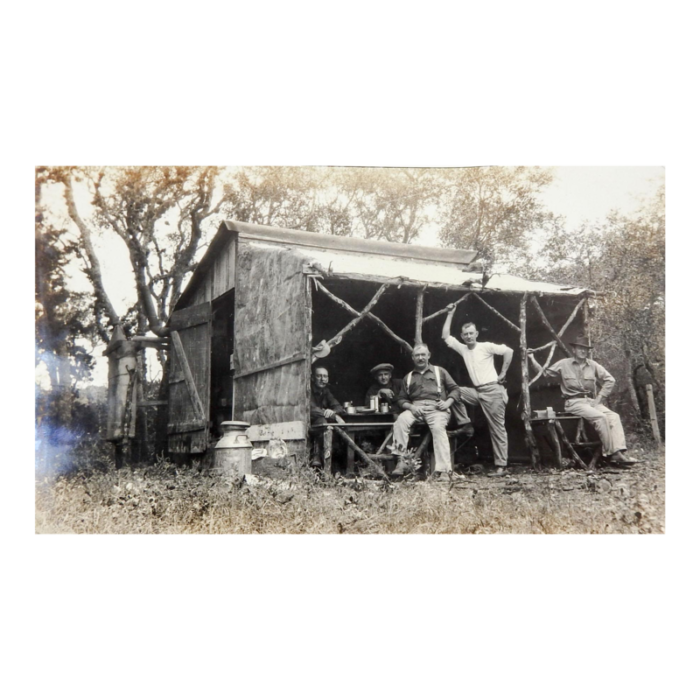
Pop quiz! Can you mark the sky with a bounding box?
[418,166,663,246]
[39,165,665,388]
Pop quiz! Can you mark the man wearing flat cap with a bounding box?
[528,335,637,466]
[365,363,404,413]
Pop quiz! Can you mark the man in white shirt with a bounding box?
[442,303,514,473]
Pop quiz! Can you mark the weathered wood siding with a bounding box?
[167,302,212,454]
[233,243,311,426]
[190,237,237,305]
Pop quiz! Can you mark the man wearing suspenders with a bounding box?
[391,343,468,480]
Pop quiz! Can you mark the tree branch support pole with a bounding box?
[422,292,472,325]
[332,427,389,481]
[520,294,541,468]
[529,295,572,357]
[315,281,413,354]
[471,293,521,333]
[582,294,593,360]
[415,286,425,344]
[529,342,557,386]
[323,282,390,348]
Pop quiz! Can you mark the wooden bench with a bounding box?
[310,419,395,479]
[310,414,474,478]
[531,412,602,469]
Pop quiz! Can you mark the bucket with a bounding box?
[213,421,253,479]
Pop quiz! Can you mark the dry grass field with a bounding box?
[35,441,664,534]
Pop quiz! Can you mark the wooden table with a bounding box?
[530,413,602,469]
[311,412,395,477]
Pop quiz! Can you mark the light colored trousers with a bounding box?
[392,400,453,472]
[460,384,509,467]
[564,397,626,456]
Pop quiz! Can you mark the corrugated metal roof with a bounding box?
[269,243,588,296]
[226,220,478,266]
[175,221,589,312]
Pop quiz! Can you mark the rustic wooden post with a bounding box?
[646,384,662,442]
[415,286,425,344]
[582,294,592,361]
[520,294,541,468]
[546,421,563,468]
[120,366,137,469]
[323,425,333,474]
[131,350,148,463]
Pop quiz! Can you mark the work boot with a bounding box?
[391,458,408,477]
[451,423,475,438]
[608,451,638,466]
[430,470,451,483]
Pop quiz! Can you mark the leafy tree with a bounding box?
[436,166,560,266]
[35,174,96,425]
[526,185,665,433]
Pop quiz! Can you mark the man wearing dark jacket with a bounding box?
[310,365,345,427]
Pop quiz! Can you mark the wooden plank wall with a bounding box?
[167,303,212,454]
[191,237,237,306]
[234,243,311,427]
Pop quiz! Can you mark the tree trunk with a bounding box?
[623,349,642,424]
[54,339,73,428]
[155,363,170,457]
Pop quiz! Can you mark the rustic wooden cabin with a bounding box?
[166,220,594,469]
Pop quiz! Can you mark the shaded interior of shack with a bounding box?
[311,278,587,463]
[210,289,236,438]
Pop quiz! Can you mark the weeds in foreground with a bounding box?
[35,446,665,534]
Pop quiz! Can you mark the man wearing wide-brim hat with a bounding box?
[365,363,404,413]
[528,334,637,466]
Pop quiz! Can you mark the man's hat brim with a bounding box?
[569,335,593,349]
[370,363,394,375]
[312,340,331,359]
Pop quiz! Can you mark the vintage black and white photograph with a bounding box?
[35,165,665,534]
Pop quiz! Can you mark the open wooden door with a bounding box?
[233,242,310,438]
[167,301,212,454]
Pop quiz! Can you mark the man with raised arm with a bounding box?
[442,303,513,474]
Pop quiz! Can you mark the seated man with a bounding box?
[391,344,470,480]
[528,335,637,466]
[310,365,345,426]
[365,363,404,412]
[310,365,345,467]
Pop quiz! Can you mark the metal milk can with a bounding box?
[213,421,253,479]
